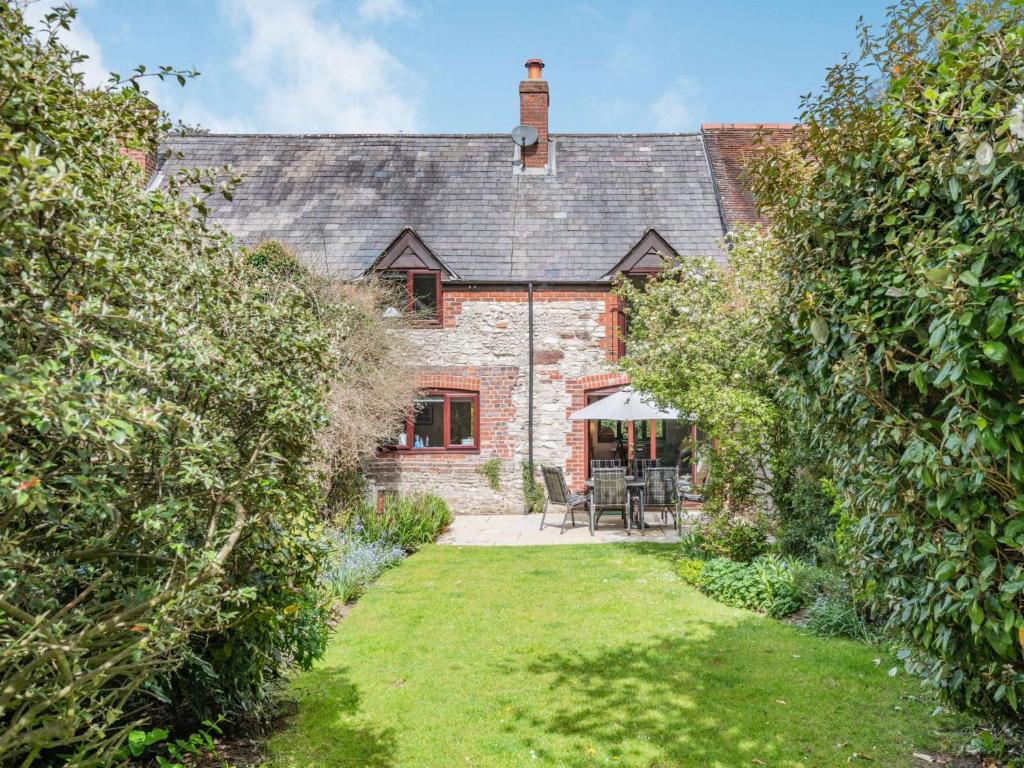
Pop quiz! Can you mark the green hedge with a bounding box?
[0,6,382,763]
[751,0,1024,722]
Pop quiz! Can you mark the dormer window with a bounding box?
[605,230,681,360]
[382,269,441,323]
[410,271,440,317]
[370,229,459,325]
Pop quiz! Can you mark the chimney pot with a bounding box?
[525,58,545,80]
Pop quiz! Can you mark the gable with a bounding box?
[603,229,679,278]
[367,228,460,279]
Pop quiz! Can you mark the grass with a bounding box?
[267,544,962,768]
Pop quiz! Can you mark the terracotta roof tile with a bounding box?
[701,123,798,228]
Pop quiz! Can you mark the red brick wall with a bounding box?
[386,365,519,460]
[563,371,631,490]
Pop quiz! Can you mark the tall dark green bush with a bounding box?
[751,0,1024,723]
[772,472,839,559]
[0,6,407,763]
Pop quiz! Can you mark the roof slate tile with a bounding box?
[159,133,726,281]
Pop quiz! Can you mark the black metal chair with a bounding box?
[590,459,623,475]
[540,466,589,535]
[590,468,631,533]
[631,458,661,477]
[679,468,709,504]
[640,466,681,532]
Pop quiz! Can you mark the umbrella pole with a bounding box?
[626,420,635,463]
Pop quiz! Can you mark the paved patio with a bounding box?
[437,513,689,546]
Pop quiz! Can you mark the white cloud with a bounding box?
[223,0,420,133]
[650,76,704,132]
[358,0,411,22]
[25,1,111,87]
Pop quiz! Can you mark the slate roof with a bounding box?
[157,133,726,282]
[701,123,798,229]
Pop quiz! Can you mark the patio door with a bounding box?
[583,385,695,478]
[585,387,627,473]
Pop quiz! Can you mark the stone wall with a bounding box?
[368,286,625,513]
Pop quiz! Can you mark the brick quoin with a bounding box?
[563,371,631,491]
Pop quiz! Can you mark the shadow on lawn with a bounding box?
[273,666,397,768]
[504,622,860,768]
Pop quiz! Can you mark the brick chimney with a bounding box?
[519,58,549,169]
[119,95,159,184]
[119,146,158,180]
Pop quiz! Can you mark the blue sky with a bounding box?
[52,0,893,134]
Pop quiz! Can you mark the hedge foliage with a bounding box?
[0,6,411,764]
[751,0,1024,722]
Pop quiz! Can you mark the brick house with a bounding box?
[156,60,791,514]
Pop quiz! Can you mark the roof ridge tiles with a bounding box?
[701,122,797,130]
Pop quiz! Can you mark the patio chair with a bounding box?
[639,466,680,532]
[680,471,708,504]
[590,459,623,474]
[590,468,631,534]
[631,458,661,477]
[540,466,589,535]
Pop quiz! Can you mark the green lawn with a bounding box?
[267,544,959,768]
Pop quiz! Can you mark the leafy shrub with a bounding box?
[753,554,809,619]
[696,555,809,618]
[804,597,872,643]
[698,558,766,610]
[0,6,412,762]
[675,557,705,585]
[694,514,771,563]
[320,532,406,603]
[617,227,787,517]
[751,0,1024,722]
[351,493,452,552]
[773,474,838,559]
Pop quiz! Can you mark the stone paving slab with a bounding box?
[437,513,686,546]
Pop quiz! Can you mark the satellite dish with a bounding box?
[510,124,538,148]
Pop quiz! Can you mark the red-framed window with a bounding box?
[614,272,657,359]
[383,269,442,324]
[394,389,479,452]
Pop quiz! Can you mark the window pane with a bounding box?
[413,397,444,448]
[411,273,438,317]
[449,397,476,446]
